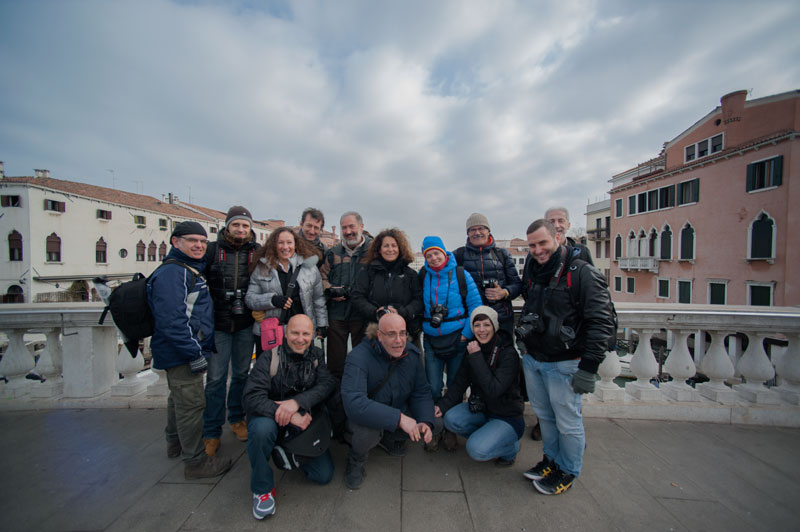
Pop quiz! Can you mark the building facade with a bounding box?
[585,199,611,282]
[609,90,799,306]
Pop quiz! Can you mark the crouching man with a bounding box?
[242,314,336,520]
[340,313,440,489]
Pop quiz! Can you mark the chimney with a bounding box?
[168,192,174,204]
[331,225,337,238]
[720,90,748,147]
[0,161,4,178]
[34,169,51,178]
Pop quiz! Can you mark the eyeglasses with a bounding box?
[468,227,487,234]
[378,329,407,340]
[180,237,209,245]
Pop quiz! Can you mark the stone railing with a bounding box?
[2,302,799,426]
[617,256,659,272]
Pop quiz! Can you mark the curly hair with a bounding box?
[365,227,415,265]
[250,227,321,274]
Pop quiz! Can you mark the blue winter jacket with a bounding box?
[341,336,434,431]
[147,248,215,370]
[421,251,482,340]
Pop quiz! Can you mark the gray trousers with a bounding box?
[165,364,206,464]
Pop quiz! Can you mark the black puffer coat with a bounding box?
[351,258,424,334]
[204,229,259,332]
[455,239,521,323]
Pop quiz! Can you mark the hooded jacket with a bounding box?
[421,251,482,340]
[455,237,522,323]
[351,258,424,334]
[147,247,215,369]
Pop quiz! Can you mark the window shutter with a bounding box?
[772,156,783,187]
[746,163,755,191]
[691,179,699,203]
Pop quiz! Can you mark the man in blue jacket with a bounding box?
[147,221,232,480]
[340,313,438,489]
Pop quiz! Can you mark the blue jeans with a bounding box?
[443,403,520,462]
[521,355,584,477]
[423,336,466,399]
[247,416,334,494]
[203,328,254,438]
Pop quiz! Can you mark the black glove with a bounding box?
[189,356,208,374]
[271,294,289,308]
[316,326,328,339]
[571,369,596,394]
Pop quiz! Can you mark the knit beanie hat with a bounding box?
[470,305,499,333]
[171,221,207,239]
[466,213,491,232]
[225,205,253,227]
[421,236,447,257]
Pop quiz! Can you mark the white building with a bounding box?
[0,168,281,303]
[585,199,611,282]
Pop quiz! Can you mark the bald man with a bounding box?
[340,313,440,489]
[242,314,336,520]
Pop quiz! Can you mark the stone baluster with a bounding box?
[626,329,662,400]
[0,328,35,398]
[773,333,800,405]
[594,349,625,401]
[661,329,700,401]
[733,333,780,404]
[696,330,737,404]
[29,328,64,398]
[111,343,146,397]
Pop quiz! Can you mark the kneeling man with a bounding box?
[341,313,439,489]
[243,314,336,519]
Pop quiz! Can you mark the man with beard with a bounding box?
[320,211,373,378]
[519,219,613,495]
[201,206,260,456]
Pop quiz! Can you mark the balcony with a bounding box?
[618,256,659,273]
[586,227,610,240]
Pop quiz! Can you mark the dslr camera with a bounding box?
[514,312,545,342]
[468,393,486,413]
[227,289,246,316]
[429,304,448,328]
[481,278,499,289]
[327,286,349,299]
[376,307,392,319]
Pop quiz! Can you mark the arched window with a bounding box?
[660,225,672,260]
[648,229,658,258]
[136,240,146,262]
[46,233,61,262]
[3,285,24,304]
[8,230,22,261]
[147,241,157,261]
[638,229,647,257]
[159,242,167,260]
[627,231,636,257]
[680,223,695,260]
[750,212,775,259]
[96,237,107,263]
[614,234,622,260]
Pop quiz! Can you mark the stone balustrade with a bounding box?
[1,302,799,426]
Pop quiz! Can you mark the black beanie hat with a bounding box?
[171,221,207,239]
[225,205,253,227]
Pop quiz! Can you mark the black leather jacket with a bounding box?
[204,229,259,333]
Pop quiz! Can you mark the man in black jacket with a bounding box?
[202,206,259,456]
[243,314,336,520]
[519,219,614,496]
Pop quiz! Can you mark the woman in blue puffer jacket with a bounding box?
[420,236,482,450]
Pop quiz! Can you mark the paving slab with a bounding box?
[401,440,464,492]
[105,483,213,532]
[402,491,471,532]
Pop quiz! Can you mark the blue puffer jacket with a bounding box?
[421,251,482,340]
[341,334,434,431]
[455,237,521,323]
[147,248,215,370]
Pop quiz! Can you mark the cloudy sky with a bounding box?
[1,0,799,249]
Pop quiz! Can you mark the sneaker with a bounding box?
[530,422,542,441]
[345,461,365,489]
[378,438,406,457]
[230,420,248,442]
[494,456,515,467]
[533,467,575,495]
[523,455,554,481]
[252,489,276,519]
[167,439,182,458]
[442,430,458,452]
[184,454,232,480]
[204,437,220,457]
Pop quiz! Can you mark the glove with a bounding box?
[316,326,328,339]
[571,369,596,394]
[189,356,208,374]
[271,294,289,308]
[252,310,266,322]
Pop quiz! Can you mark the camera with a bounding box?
[228,289,245,316]
[327,286,349,299]
[514,313,545,342]
[468,393,486,413]
[481,278,498,289]
[429,304,448,328]
[376,307,392,319]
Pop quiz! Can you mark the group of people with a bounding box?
[145,204,615,520]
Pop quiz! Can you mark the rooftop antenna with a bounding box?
[106,169,116,189]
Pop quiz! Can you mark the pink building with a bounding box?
[609,89,799,306]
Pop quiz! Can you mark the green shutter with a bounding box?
[772,156,783,186]
[746,163,755,191]
[691,179,699,203]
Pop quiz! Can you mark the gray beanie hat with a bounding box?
[470,305,499,333]
[466,212,491,232]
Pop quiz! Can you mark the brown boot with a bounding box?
[230,420,248,442]
[184,454,232,480]
[442,430,458,451]
[204,437,220,457]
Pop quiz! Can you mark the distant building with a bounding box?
[609,89,799,306]
[0,169,283,303]
[585,199,611,282]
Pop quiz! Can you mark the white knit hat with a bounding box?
[470,305,499,333]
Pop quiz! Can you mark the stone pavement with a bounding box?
[1,409,799,532]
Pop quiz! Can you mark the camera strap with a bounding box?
[279,261,305,324]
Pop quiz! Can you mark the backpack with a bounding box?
[99,259,200,344]
[563,261,619,353]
